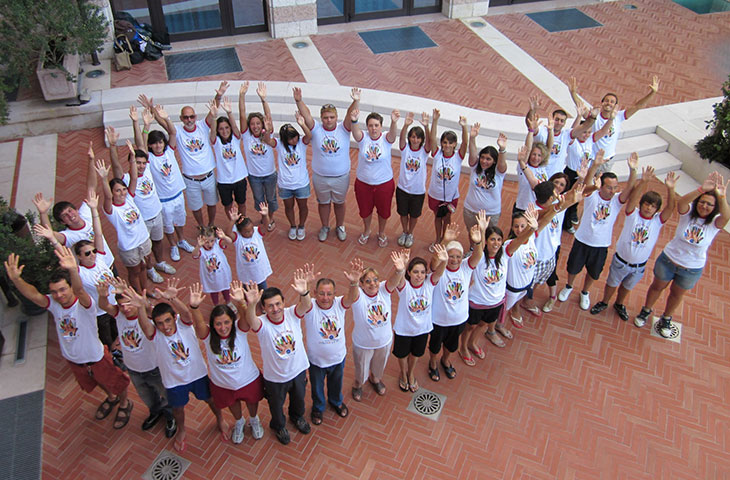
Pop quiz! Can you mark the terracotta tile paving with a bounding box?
[37,127,730,479]
[487,0,730,108]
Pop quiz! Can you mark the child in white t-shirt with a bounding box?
[396,111,430,249]
[192,226,233,306]
[276,113,312,241]
[230,202,273,290]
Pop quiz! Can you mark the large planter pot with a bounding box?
[36,52,80,101]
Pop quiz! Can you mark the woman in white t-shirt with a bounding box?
[396,111,430,249]
[515,121,555,214]
[189,282,265,444]
[276,114,312,241]
[636,172,729,337]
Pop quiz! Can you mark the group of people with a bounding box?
[5,77,729,452]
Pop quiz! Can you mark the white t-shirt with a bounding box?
[123,167,162,221]
[397,144,428,195]
[566,135,595,171]
[615,209,665,264]
[151,317,208,389]
[78,251,116,316]
[574,191,624,248]
[46,296,104,364]
[535,204,565,261]
[232,227,272,285]
[147,146,185,200]
[351,282,393,349]
[432,259,474,327]
[516,163,554,210]
[303,297,348,368]
[310,121,351,177]
[463,166,505,215]
[504,236,538,289]
[469,253,508,306]
[394,275,437,337]
[203,325,261,390]
[176,120,216,176]
[59,202,115,266]
[663,210,722,269]
[356,133,394,185]
[242,128,276,177]
[195,240,233,293]
[212,134,248,184]
[537,126,570,173]
[254,306,310,383]
[592,110,626,159]
[115,310,157,373]
[276,139,310,190]
[428,149,462,202]
[104,194,150,251]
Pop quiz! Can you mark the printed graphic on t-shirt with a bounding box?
[88,229,96,242]
[631,224,649,246]
[273,332,296,358]
[215,343,240,368]
[184,138,204,153]
[551,143,561,156]
[284,151,300,166]
[366,303,388,327]
[318,315,341,341]
[521,249,537,269]
[608,125,615,137]
[59,316,78,338]
[222,144,236,160]
[365,143,381,162]
[121,327,142,351]
[592,203,611,223]
[405,156,420,172]
[161,161,173,177]
[249,141,267,156]
[444,281,464,303]
[242,244,259,262]
[549,216,560,233]
[407,295,429,314]
[437,166,454,181]
[205,255,221,273]
[321,136,339,154]
[123,208,140,225]
[483,267,503,285]
[535,170,548,183]
[168,339,191,366]
[138,177,153,195]
[96,269,114,285]
[683,223,705,245]
[474,172,496,190]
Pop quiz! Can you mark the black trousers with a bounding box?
[263,369,307,431]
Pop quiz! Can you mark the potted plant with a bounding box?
[0,197,59,316]
[695,74,730,170]
[0,0,108,109]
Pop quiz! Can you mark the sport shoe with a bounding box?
[164,416,177,438]
[579,291,590,310]
[177,239,194,253]
[566,225,576,234]
[336,226,347,241]
[249,415,264,440]
[318,226,330,242]
[397,233,407,246]
[296,227,305,241]
[275,427,291,445]
[156,261,176,275]
[542,297,556,313]
[231,418,245,444]
[170,245,180,262]
[293,416,311,434]
[141,411,162,431]
[613,303,629,321]
[404,233,414,248]
[658,316,673,338]
[558,286,573,302]
[147,268,164,283]
[590,301,608,315]
[288,227,297,241]
[634,307,652,328]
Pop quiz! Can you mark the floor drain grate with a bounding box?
[142,450,191,480]
[470,21,486,27]
[649,317,682,343]
[293,41,309,48]
[406,388,446,421]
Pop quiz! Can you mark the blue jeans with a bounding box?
[308,358,345,413]
[249,173,279,213]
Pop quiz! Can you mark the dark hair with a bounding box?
[508,210,528,240]
[640,191,663,212]
[52,201,76,224]
[209,304,237,355]
[691,191,721,224]
[151,302,176,321]
[365,112,383,126]
[552,109,568,118]
[247,112,265,131]
[147,130,169,150]
[404,257,428,282]
[73,239,93,256]
[600,172,618,184]
[279,123,300,153]
[533,181,555,205]
[235,216,253,233]
[198,225,216,237]
[483,226,504,269]
[549,172,570,193]
[134,149,148,160]
[408,126,425,147]
[48,269,71,287]
[216,116,234,144]
[475,146,499,185]
[261,287,283,306]
[109,178,127,191]
[315,278,335,290]
[440,131,457,144]
[601,93,619,104]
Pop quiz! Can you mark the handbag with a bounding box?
[113,35,132,71]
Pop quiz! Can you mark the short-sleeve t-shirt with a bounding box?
[504,236,538,289]
[176,120,215,176]
[463,166,505,216]
[566,135,595,171]
[254,306,310,383]
[310,121,351,177]
[351,282,393,349]
[241,128,276,177]
[574,191,624,248]
[537,125,571,173]
[431,259,474,327]
[356,133,394,185]
[104,194,150,251]
[232,228,272,285]
[78,251,116,316]
[469,253,508,306]
[303,297,348,368]
[592,110,626,159]
[428,149,462,202]
[397,144,428,195]
[615,209,665,264]
[195,240,233,294]
[203,325,261,390]
[394,275,437,337]
[663,210,722,269]
[276,139,309,190]
[147,146,185,200]
[150,317,208,389]
[516,163,555,210]
[123,167,162,221]
[115,310,157,373]
[59,202,115,267]
[212,134,248,184]
[535,204,565,261]
[47,296,104,364]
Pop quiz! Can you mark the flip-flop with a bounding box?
[358,232,370,245]
[409,380,419,393]
[173,438,186,453]
[469,345,486,359]
[495,323,513,339]
[485,330,506,347]
[459,351,476,367]
[428,365,440,382]
[399,378,409,392]
[521,304,542,318]
[441,362,456,379]
[511,315,524,329]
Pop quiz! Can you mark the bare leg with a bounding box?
[377,215,387,237]
[245,401,259,417]
[362,213,373,237]
[407,216,419,234]
[333,202,346,228]
[458,324,476,359]
[663,282,688,317]
[400,215,408,233]
[433,216,443,243]
[205,398,228,441]
[581,275,597,292]
[565,273,578,288]
[150,240,164,263]
[229,400,243,420]
[318,202,331,228]
[397,357,408,385]
[174,226,186,244]
[206,205,217,226]
[284,198,296,227]
[165,232,177,247]
[236,202,246,218]
[173,407,186,451]
[192,208,205,227]
[296,197,308,226]
[643,276,670,310]
[428,350,440,370]
[406,355,418,386]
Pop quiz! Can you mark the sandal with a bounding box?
[495,323,513,339]
[368,379,386,396]
[521,304,542,318]
[510,314,524,329]
[311,410,323,425]
[458,351,476,367]
[358,232,370,245]
[174,438,186,453]
[469,345,486,360]
[399,378,410,392]
[428,364,440,382]
[485,330,506,347]
[113,400,133,429]
[95,396,120,420]
[409,380,419,393]
[352,386,363,402]
[267,220,276,232]
[333,403,349,418]
[441,362,456,379]
[377,235,388,248]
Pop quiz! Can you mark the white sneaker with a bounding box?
[147,268,164,283]
[288,227,297,241]
[231,418,245,444]
[296,227,306,241]
[404,233,414,248]
[579,291,590,310]
[318,226,330,242]
[542,297,556,313]
[558,286,573,302]
[170,245,180,262]
[397,233,407,246]
[336,225,347,241]
[155,261,176,275]
[177,239,194,253]
[249,415,264,440]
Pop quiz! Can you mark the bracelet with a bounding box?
[300,290,309,297]
[350,282,357,287]
[498,148,506,154]
[521,166,527,171]
[352,119,358,123]
[142,129,150,134]
[527,128,534,133]
[553,204,561,212]
[190,305,199,309]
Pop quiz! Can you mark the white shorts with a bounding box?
[144,213,164,242]
[183,171,218,211]
[160,192,187,234]
[118,238,152,267]
[312,172,350,205]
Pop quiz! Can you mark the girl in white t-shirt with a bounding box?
[396,111,430,249]
[276,114,312,241]
[189,282,265,444]
[192,226,233,306]
[636,172,729,337]
[230,203,273,290]
[515,116,555,213]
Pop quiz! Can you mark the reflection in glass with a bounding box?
[317,0,345,18]
[413,0,438,8]
[232,0,266,27]
[162,0,222,34]
[111,0,152,24]
[354,0,403,13]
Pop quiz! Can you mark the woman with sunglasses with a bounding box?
[276,112,312,241]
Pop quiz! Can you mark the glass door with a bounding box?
[317,0,439,24]
[161,0,223,36]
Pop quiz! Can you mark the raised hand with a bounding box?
[137,94,153,109]
[121,286,147,309]
[189,282,206,308]
[627,152,639,170]
[404,111,414,126]
[302,262,319,284]
[240,81,250,97]
[214,227,225,239]
[154,104,169,120]
[571,182,586,202]
[291,265,311,295]
[4,254,24,281]
[432,108,440,121]
[497,133,507,151]
[142,108,153,126]
[469,224,482,244]
[264,116,274,133]
[547,115,554,130]
[701,173,716,192]
[126,139,136,158]
[292,86,302,102]
[433,242,448,263]
[243,280,262,305]
[197,235,206,247]
[55,246,78,271]
[476,210,490,232]
[344,258,364,283]
[443,223,460,243]
[517,145,528,168]
[105,126,118,146]
[569,76,578,94]
[664,170,678,189]
[350,87,361,102]
[207,99,219,117]
[221,97,232,113]
[215,81,230,98]
[526,114,539,131]
[470,122,480,138]
[391,249,410,272]
[295,110,306,127]
[95,159,110,178]
[529,94,541,113]
[420,111,430,126]
[258,201,269,217]
[256,82,266,100]
[594,149,607,167]
[32,192,52,214]
[458,115,467,127]
[714,173,728,197]
[110,277,130,295]
[156,277,182,301]
[229,280,245,304]
[391,109,400,124]
[349,108,359,123]
[524,204,539,230]
[577,157,590,179]
[33,223,56,241]
[649,75,660,93]
[641,165,656,182]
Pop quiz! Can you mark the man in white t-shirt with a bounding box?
[5,248,132,429]
[294,87,358,243]
[558,151,639,310]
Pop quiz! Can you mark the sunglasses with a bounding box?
[82,249,98,257]
[322,104,335,109]
[181,115,197,120]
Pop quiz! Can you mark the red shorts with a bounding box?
[354,178,395,219]
[209,373,265,410]
[67,346,130,396]
[427,195,459,213]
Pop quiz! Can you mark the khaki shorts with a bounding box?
[118,238,152,267]
[312,172,350,204]
[144,212,164,242]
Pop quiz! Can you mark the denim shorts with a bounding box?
[653,251,704,290]
[279,183,311,200]
[166,375,211,408]
[605,254,646,290]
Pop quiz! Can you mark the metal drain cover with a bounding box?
[406,388,446,421]
[623,4,637,8]
[85,69,105,78]
[470,21,486,28]
[293,41,309,48]
[650,317,682,343]
[142,450,191,480]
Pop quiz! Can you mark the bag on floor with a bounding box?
[113,35,133,71]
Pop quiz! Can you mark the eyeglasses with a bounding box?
[362,278,379,284]
[181,115,196,120]
[82,249,98,257]
[698,201,716,207]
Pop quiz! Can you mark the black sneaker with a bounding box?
[658,316,673,338]
[634,307,652,328]
[590,301,608,315]
[275,427,291,445]
[613,303,629,321]
[293,416,311,434]
[141,411,162,431]
[164,416,177,438]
